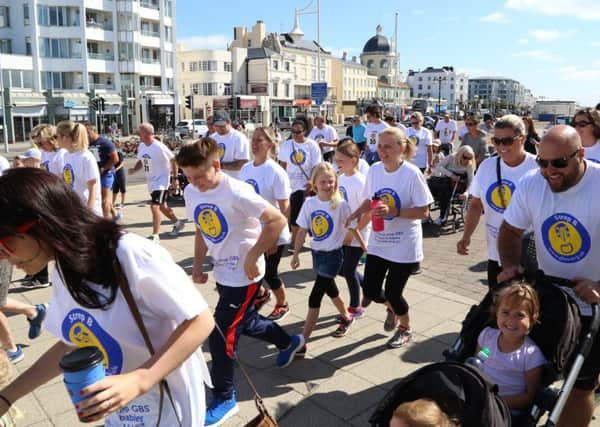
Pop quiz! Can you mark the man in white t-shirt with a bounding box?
[308,115,338,163]
[435,113,457,156]
[128,122,184,242]
[364,104,390,165]
[498,125,600,427]
[384,115,408,134]
[210,110,250,179]
[176,138,305,427]
[406,112,433,173]
[457,115,538,289]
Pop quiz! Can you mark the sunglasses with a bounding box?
[466,122,476,127]
[492,136,518,146]
[0,220,38,257]
[462,155,473,161]
[536,149,579,169]
[572,121,592,128]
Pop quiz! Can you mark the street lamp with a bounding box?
[0,67,8,152]
[436,76,446,114]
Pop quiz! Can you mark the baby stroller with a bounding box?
[369,361,511,426]
[444,272,600,426]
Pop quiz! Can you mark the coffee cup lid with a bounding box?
[59,346,104,372]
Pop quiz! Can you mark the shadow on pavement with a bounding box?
[400,333,456,364]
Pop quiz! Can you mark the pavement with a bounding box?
[5,167,600,426]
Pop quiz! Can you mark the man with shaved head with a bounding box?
[498,125,600,426]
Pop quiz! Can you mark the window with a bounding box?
[285,62,290,71]
[42,71,83,90]
[181,62,185,71]
[418,84,422,90]
[40,38,82,58]
[284,82,290,98]
[380,59,388,69]
[311,69,316,80]
[0,39,12,54]
[367,60,374,68]
[450,84,454,90]
[23,4,29,25]
[224,83,231,96]
[37,6,79,27]
[247,39,251,47]
[418,77,422,81]
[0,7,9,27]
[311,56,316,65]
[189,61,198,72]
[273,60,278,70]
[272,82,278,97]
[25,36,31,55]
[224,61,232,72]
[164,26,172,42]
[320,69,325,81]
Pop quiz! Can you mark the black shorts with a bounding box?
[112,170,126,194]
[150,190,168,205]
[575,315,600,390]
[289,190,306,227]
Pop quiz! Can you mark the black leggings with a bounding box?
[363,254,418,316]
[428,176,453,219]
[264,245,285,290]
[340,246,364,308]
[308,275,340,308]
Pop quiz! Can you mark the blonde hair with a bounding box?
[410,112,424,122]
[56,121,89,151]
[31,124,58,150]
[335,140,361,171]
[380,127,416,160]
[392,399,459,427]
[492,280,541,328]
[452,145,476,171]
[310,163,343,209]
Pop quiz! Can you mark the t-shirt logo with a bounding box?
[541,213,591,263]
[588,158,600,164]
[63,164,75,187]
[368,132,377,145]
[194,203,229,243]
[61,308,124,375]
[486,180,516,213]
[42,161,50,172]
[217,143,226,161]
[375,188,401,220]
[310,210,333,241]
[245,179,260,194]
[315,134,325,142]
[339,186,348,202]
[408,135,420,146]
[142,154,152,174]
[290,148,307,166]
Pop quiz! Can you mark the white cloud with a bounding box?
[529,29,561,41]
[412,9,425,15]
[513,49,561,61]
[559,65,600,81]
[518,38,529,44]
[505,0,600,21]
[479,12,509,23]
[178,35,230,51]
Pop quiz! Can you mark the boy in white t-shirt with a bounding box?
[364,104,390,165]
[128,123,184,243]
[434,113,457,155]
[308,115,339,163]
[210,110,250,179]
[176,138,304,427]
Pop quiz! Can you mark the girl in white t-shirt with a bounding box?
[56,121,102,216]
[31,123,67,177]
[477,282,546,413]
[335,141,370,319]
[291,163,354,341]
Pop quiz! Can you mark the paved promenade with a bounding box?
[5,181,600,426]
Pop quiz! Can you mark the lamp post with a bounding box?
[0,67,8,152]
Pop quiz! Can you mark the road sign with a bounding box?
[64,100,76,109]
[311,82,327,101]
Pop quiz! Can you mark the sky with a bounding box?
[176,0,600,107]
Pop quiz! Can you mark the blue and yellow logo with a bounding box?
[339,186,348,202]
[194,204,229,243]
[408,135,419,146]
[42,161,50,172]
[245,179,260,194]
[485,179,516,213]
[290,148,307,166]
[588,158,600,164]
[63,164,75,188]
[375,188,401,220]
[217,143,226,161]
[541,213,591,263]
[62,309,123,375]
[310,210,333,241]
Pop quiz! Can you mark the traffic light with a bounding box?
[185,95,193,110]
[90,98,98,111]
[99,97,106,112]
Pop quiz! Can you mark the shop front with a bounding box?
[147,94,175,131]
[270,99,294,123]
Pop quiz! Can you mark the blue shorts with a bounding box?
[100,171,115,189]
[311,248,343,279]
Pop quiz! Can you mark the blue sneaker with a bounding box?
[205,393,239,426]
[28,303,47,340]
[276,334,305,368]
[6,345,23,364]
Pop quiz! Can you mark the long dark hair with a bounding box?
[0,168,123,309]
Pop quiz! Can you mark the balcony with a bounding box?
[141,85,161,91]
[140,1,159,10]
[89,83,115,90]
[88,52,114,60]
[142,58,160,64]
[86,21,113,31]
[141,29,159,37]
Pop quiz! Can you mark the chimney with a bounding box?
[342,52,347,61]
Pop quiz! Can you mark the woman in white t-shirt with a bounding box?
[0,168,214,426]
[31,123,67,177]
[334,141,370,319]
[239,127,292,321]
[347,127,433,349]
[56,121,102,216]
[406,112,433,173]
[572,108,600,163]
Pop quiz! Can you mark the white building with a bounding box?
[406,66,468,113]
[468,77,535,111]
[0,0,176,142]
[533,100,578,120]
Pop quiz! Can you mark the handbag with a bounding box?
[496,157,538,277]
[212,322,279,427]
[115,263,182,427]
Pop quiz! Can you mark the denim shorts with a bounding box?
[312,248,343,279]
[100,170,115,189]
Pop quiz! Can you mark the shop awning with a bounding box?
[13,105,47,117]
[149,94,174,106]
[293,99,312,106]
[102,105,121,115]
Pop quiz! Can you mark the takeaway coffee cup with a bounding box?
[60,346,105,418]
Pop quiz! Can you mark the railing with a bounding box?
[141,58,160,64]
[86,21,113,31]
[141,85,161,91]
[141,29,159,37]
[88,52,114,60]
[89,83,115,90]
[139,1,159,9]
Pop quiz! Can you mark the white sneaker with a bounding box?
[149,234,160,243]
[169,220,185,237]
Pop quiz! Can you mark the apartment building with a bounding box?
[0,0,176,142]
[331,53,377,119]
[468,76,535,111]
[406,66,468,112]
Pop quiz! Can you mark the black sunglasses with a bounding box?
[572,121,592,128]
[536,150,579,169]
[462,155,473,161]
[492,136,518,146]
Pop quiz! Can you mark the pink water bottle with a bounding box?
[371,197,385,232]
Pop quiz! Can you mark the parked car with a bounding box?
[175,119,208,137]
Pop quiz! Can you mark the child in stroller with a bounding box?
[390,398,459,427]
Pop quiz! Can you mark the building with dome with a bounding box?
[360,25,398,85]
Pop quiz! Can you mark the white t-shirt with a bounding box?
[435,120,458,144]
[468,154,538,262]
[406,127,433,169]
[308,124,338,155]
[278,138,322,192]
[62,150,102,216]
[584,140,600,164]
[0,155,9,174]
[362,161,433,263]
[504,161,600,316]
[339,172,371,248]
[184,174,271,287]
[478,327,547,398]
[42,148,68,177]
[137,140,174,192]
[45,233,211,427]
[396,123,408,134]
[365,121,390,153]
[296,196,351,252]
[458,125,469,139]
[333,158,370,176]
[239,159,292,246]
[211,129,250,179]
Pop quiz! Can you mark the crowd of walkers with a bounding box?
[0,105,599,426]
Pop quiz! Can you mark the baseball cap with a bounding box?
[213,110,230,126]
[19,147,42,160]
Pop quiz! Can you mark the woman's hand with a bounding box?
[192,264,208,284]
[574,278,600,304]
[372,203,389,218]
[77,370,149,422]
[291,254,300,270]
